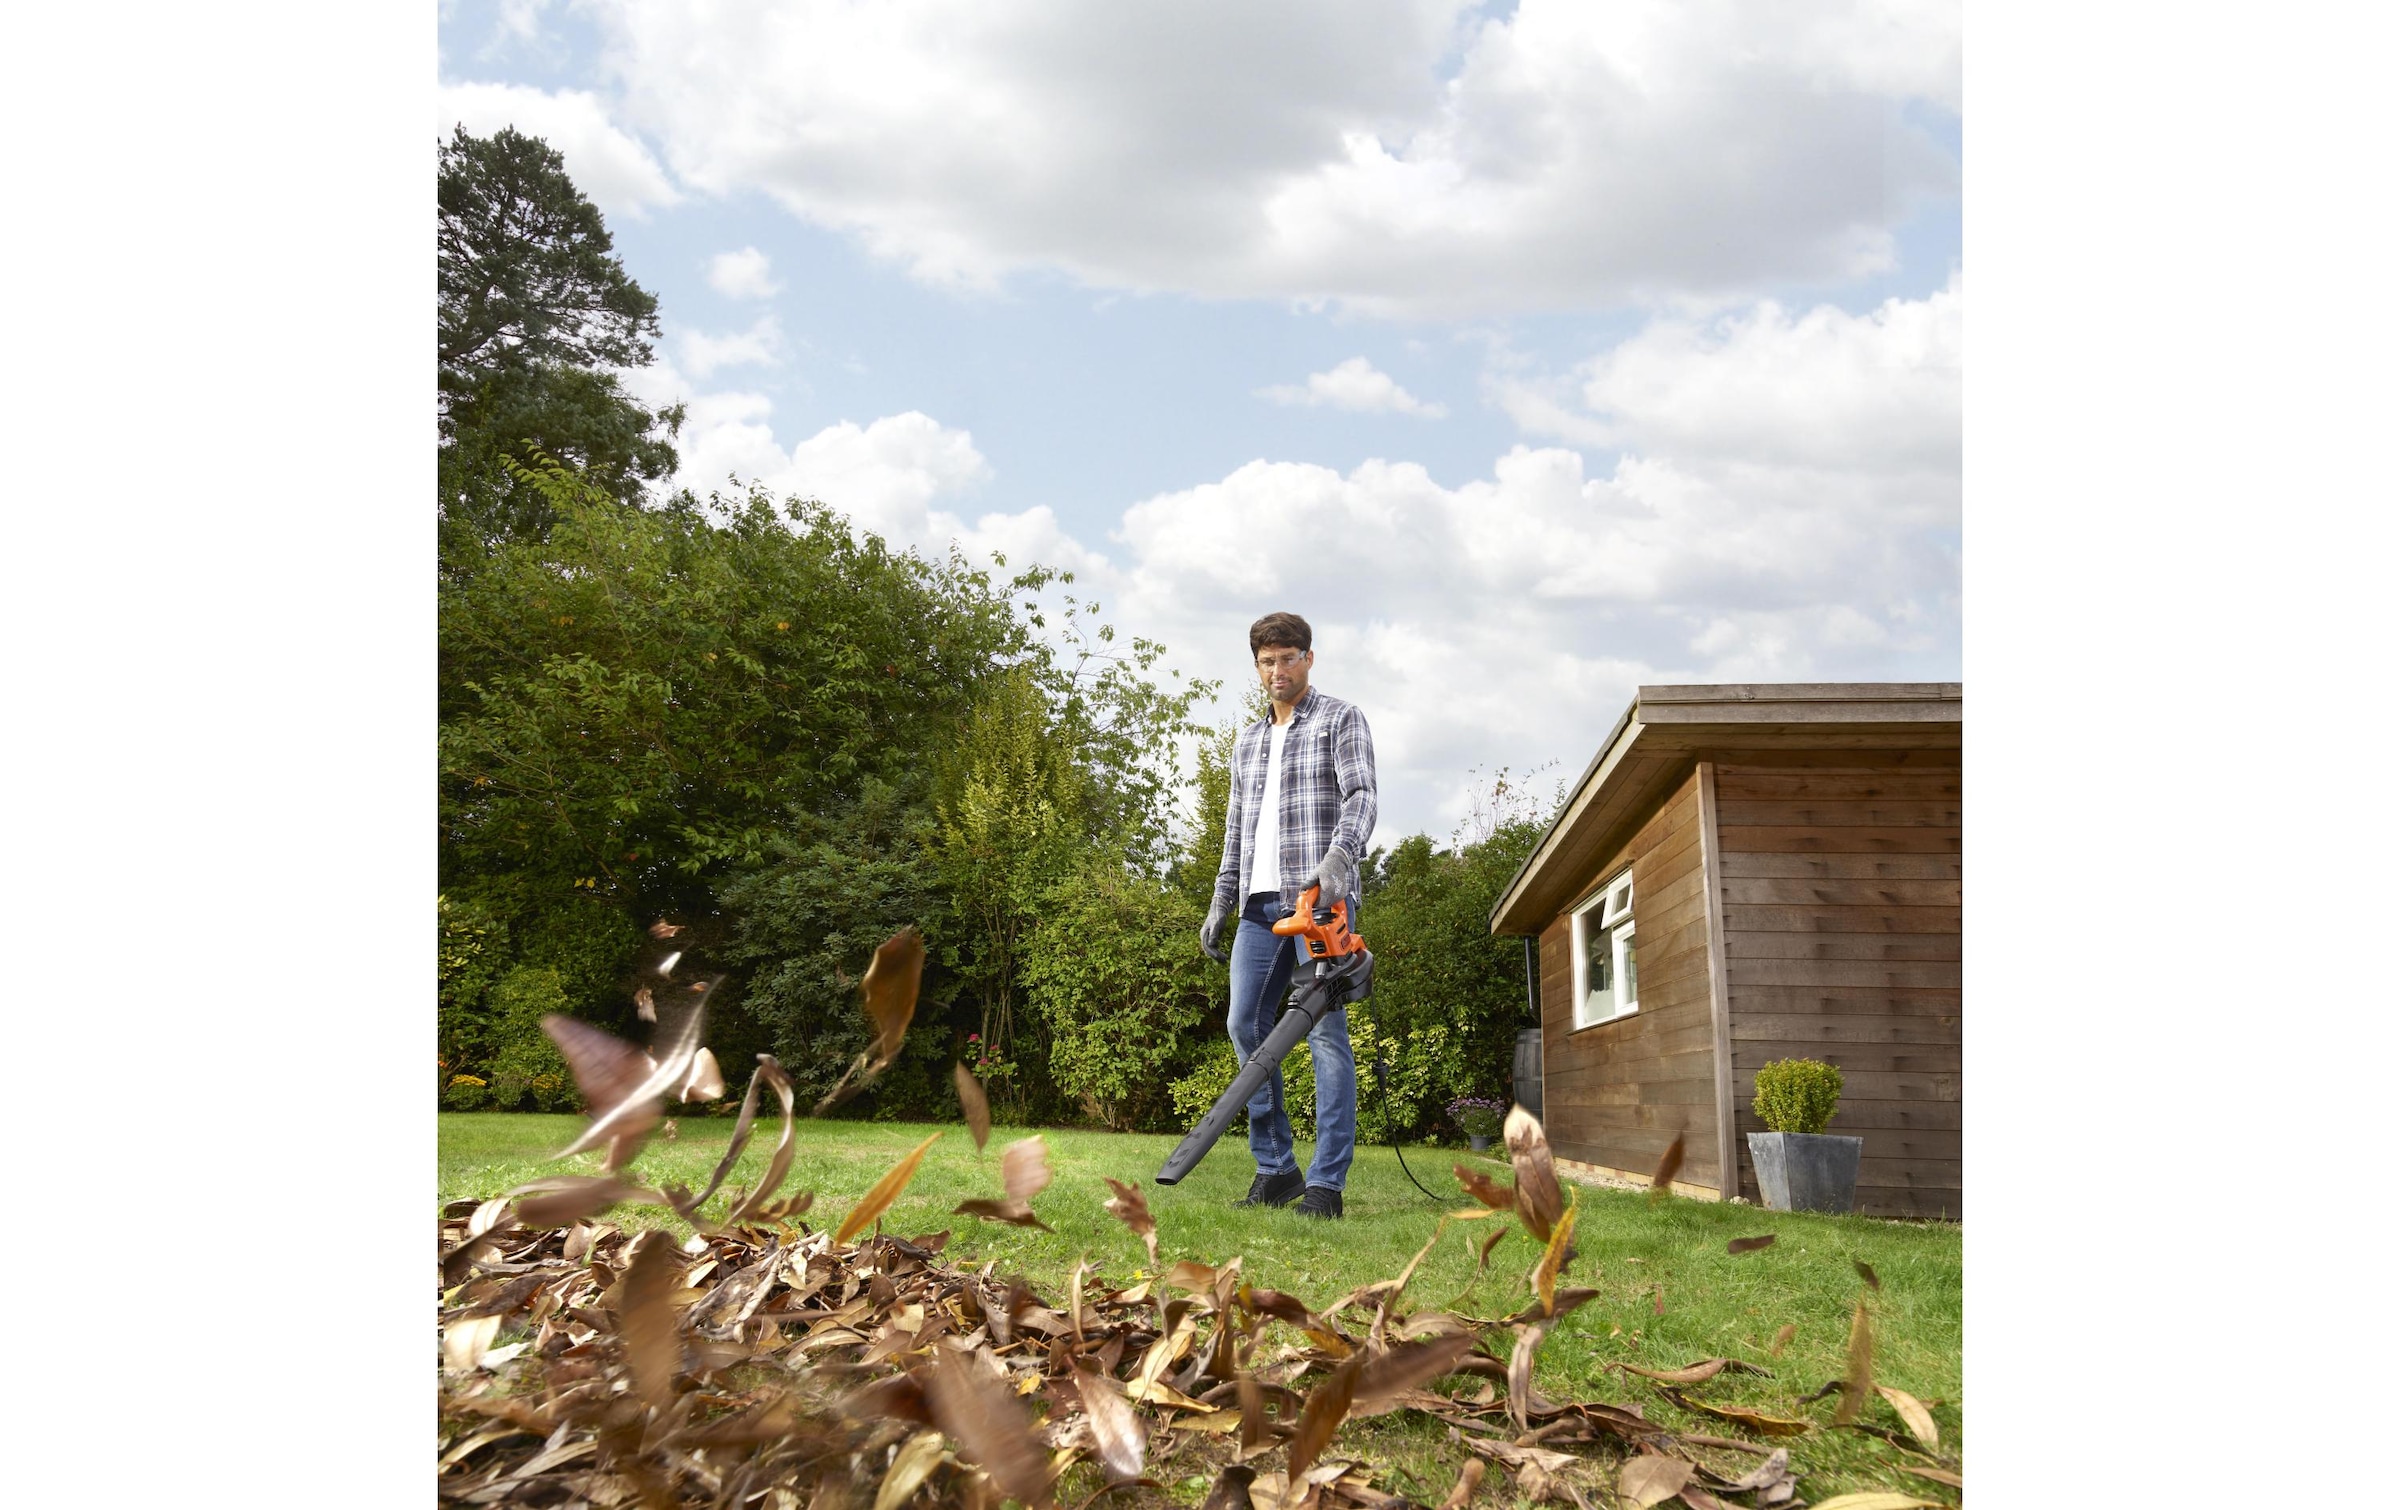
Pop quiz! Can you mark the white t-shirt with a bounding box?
[1247,716,1290,897]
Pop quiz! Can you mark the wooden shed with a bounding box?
[1488,683,1961,1220]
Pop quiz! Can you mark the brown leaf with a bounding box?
[873,1430,946,1510]
[1162,1259,1219,1293]
[1805,1497,1940,1510]
[953,1197,1053,1232]
[546,1006,704,1169]
[954,1063,991,1152]
[1353,1332,1481,1413]
[634,986,657,1023]
[1102,1177,1158,1267]
[1650,1133,1685,1198]
[1619,1359,1732,1387]
[1453,1163,1515,1211]
[1875,1385,1939,1451]
[1658,1389,1811,1436]
[668,1054,778,1220]
[648,919,683,939]
[1238,1374,1265,1453]
[1504,1106,1562,1242]
[1072,1362,1147,1484]
[1619,1455,1693,1508]
[1286,1353,1363,1483]
[1852,1260,1881,1292]
[1199,1464,1258,1510]
[1438,1458,1485,1510]
[723,1058,802,1225]
[1531,1191,1578,1315]
[506,1175,650,1228]
[1506,1321,1551,1432]
[1768,1323,1796,1357]
[1896,1466,1964,1489]
[1833,1297,1874,1426]
[616,1230,682,1410]
[862,927,925,1065]
[922,1341,1053,1508]
[1002,1135,1052,1201]
[679,1047,725,1102]
[835,1131,944,1245]
[1718,1449,1793,1493]
[1726,1235,1776,1257]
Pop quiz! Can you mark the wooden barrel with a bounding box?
[1512,1028,1543,1121]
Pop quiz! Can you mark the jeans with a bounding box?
[1226,890,1358,1191]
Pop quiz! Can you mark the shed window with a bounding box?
[1571,869,1638,1029]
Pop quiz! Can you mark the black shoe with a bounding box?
[1237,1170,1306,1208]
[1295,1185,1344,1220]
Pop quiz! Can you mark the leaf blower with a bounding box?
[1155,886,1375,1185]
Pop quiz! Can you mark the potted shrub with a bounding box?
[1449,1096,1508,1152]
[1746,1058,1864,1214]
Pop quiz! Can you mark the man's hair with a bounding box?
[1248,612,1313,657]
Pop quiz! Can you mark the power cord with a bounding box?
[1373,1054,1448,1203]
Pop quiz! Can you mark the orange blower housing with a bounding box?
[1270,885,1367,961]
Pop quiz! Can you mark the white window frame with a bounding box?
[1570,868,1638,1029]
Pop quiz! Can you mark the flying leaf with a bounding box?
[1768,1323,1797,1357]
[1072,1361,1147,1484]
[1353,1332,1481,1414]
[1453,1163,1515,1211]
[1852,1260,1881,1292]
[953,1063,991,1152]
[649,920,683,939]
[1238,1374,1265,1454]
[1002,1135,1052,1201]
[1162,1259,1219,1293]
[921,1342,1053,1508]
[1834,1297,1874,1426]
[1807,1496,1939,1510]
[634,986,657,1023]
[835,1132,944,1245]
[668,1054,779,1220]
[1102,1178,1158,1267]
[1504,1106,1562,1242]
[680,1047,725,1103]
[872,1431,946,1510]
[1618,1455,1692,1508]
[1506,1321,1551,1433]
[1649,1133,1685,1199]
[1876,1386,1939,1451]
[616,1230,682,1410]
[1531,1191,1578,1315]
[861,927,925,1064]
[723,1058,802,1225]
[1286,1353,1363,1483]
[506,1175,650,1228]
[1726,1235,1776,1256]
[547,1006,704,1169]
[953,1198,1052,1232]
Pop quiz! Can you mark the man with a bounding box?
[1200,612,1377,1220]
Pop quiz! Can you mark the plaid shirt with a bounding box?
[1214,685,1378,910]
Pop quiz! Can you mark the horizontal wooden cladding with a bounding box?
[1719,853,1960,881]
[1734,1068,1957,1103]
[1725,984,1960,1013]
[1548,1013,1716,1072]
[1557,1134,1719,1183]
[1719,877,1960,908]
[1717,826,1960,855]
[1735,1098,1960,1132]
[1711,768,1959,801]
[1715,800,1959,829]
[1732,1012,1960,1045]
[1733,1043,1960,1077]
[1722,904,1960,935]
[1725,935,1960,963]
[1727,959,1961,990]
[1686,747,1959,771]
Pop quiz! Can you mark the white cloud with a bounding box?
[439,81,679,217]
[707,246,780,300]
[677,316,783,378]
[1260,357,1447,418]
[582,0,1957,313]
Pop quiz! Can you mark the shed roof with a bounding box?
[1486,682,1961,936]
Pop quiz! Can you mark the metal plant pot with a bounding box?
[1746,1132,1864,1214]
[1467,1133,1495,1152]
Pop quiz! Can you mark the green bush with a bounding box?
[1022,862,1215,1131]
[486,965,583,1112]
[1752,1057,1844,1134]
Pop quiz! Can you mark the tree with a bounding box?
[438,126,682,547]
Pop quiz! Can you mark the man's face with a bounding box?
[1255,644,1312,703]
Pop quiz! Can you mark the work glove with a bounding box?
[1200,897,1230,963]
[1312,844,1358,910]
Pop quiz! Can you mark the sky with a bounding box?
[438,0,1963,849]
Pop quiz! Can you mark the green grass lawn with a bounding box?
[440,1112,1961,1504]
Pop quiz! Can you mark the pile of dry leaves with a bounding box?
[438,926,1951,1510]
